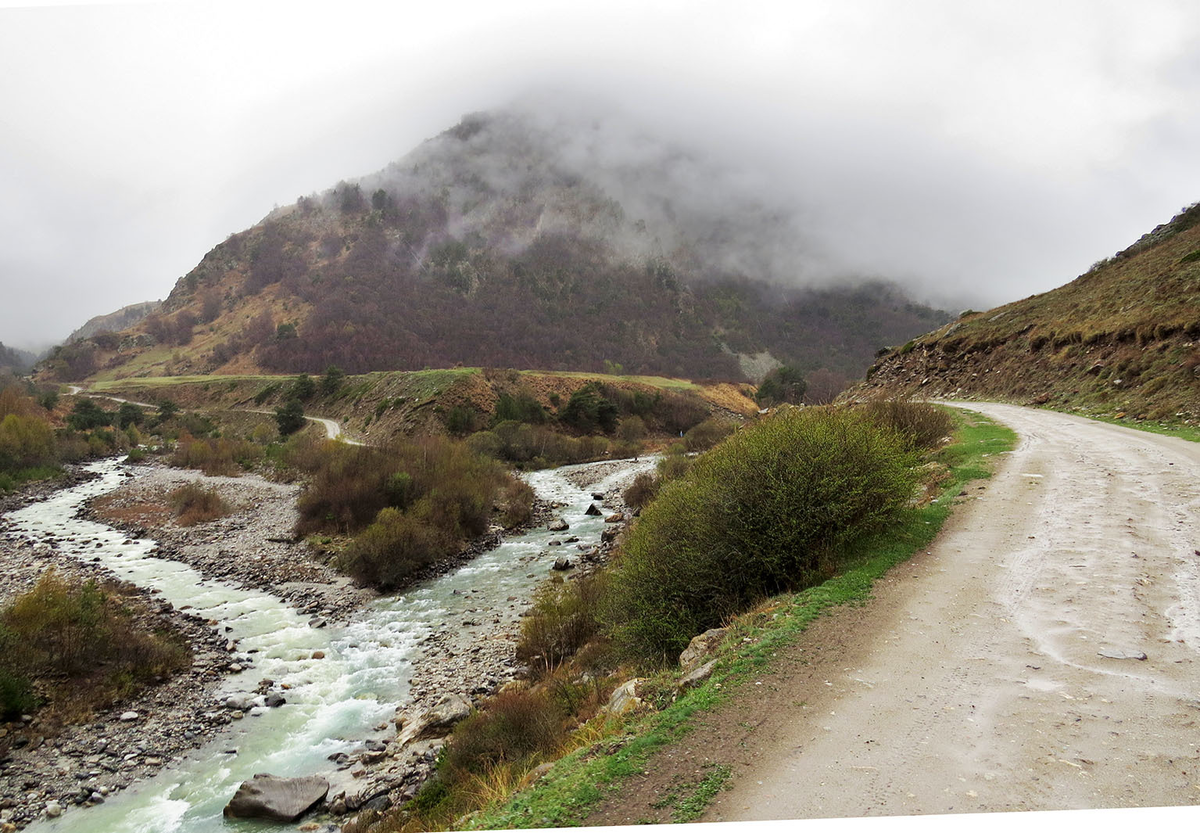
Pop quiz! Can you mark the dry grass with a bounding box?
[860,205,1200,423]
[168,483,231,526]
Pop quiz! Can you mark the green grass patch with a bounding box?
[468,408,1015,829]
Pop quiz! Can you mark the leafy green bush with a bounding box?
[560,384,618,434]
[755,365,807,406]
[604,407,919,664]
[0,664,36,719]
[67,398,111,430]
[683,417,736,452]
[275,399,306,436]
[339,506,448,590]
[493,391,548,425]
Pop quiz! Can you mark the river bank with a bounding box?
[324,457,647,821]
[0,468,238,831]
[0,455,650,831]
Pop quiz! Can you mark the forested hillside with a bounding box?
[45,107,948,385]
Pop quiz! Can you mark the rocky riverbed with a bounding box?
[83,463,372,621]
[0,475,240,830]
[0,456,649,831]
[324,458,646,824]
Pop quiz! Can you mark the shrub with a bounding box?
[295,437,524,588]
[560,384,618,434]
[444,689,565,774]
[116,402,145,429]
[340,506,448,590]
[623,471,659,511]
[1,571,188,684]
[170,433,261,476]
[493,391,548,425]
[275,399,307,436]
[603,407,919,664]
[683,417,736,452]
[656,449,692,482]
[861,400,956,451]
[169,483,230,526]
[517,574,606,676]
[289,374,316,401]
[0,664,36,719]
[253,383,281,405]
[755,365,807,406]
[67,398,111,430]
[499,478,535,529]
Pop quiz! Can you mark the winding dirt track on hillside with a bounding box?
[589,404,1200,824]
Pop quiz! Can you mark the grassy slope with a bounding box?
[87,368,758,440]
[464,408,1016,829]
[855,205,1200,426]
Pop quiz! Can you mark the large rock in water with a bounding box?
[223,774,329,821]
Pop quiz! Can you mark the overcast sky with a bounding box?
[2,0,1199,350]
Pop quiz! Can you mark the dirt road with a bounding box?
[697,403,1200,819]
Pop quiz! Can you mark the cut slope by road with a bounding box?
[704,403,1200,819]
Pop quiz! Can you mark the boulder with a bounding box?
[600,528,619,544]
[604,513,623,523]
[223,774,329,822]
[604,678,647,715]
[678,627,729,673]
[678,659,716,691]
[548,518,570,532]
[225,694,255,711]
[264,692,287,708]
[396,693,472,746]
[552,558,573,571]
[584,503,603,516]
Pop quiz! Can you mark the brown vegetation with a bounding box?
[857,203,1200,424]
[168,483,231,526]
[0,571,190,725]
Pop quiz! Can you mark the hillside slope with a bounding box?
[65,300,161,344]
[43,105,948,385]
[857,204,1200,423]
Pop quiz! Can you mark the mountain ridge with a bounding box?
[43,105,950,385]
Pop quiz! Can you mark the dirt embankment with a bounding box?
[588,404,1200,824]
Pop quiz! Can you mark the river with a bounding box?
[5,455,654,833]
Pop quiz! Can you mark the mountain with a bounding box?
[65,301,162,344]
[855,203,1200,423]
[44,105,949,385]
[0,341,36,374]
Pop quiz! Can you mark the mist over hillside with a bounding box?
[47,103,949,384]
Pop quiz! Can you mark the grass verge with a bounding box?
[465,408,1015,829]
[1060,410,1200,443]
